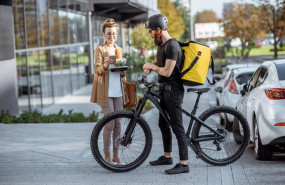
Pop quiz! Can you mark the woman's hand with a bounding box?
[120,70,127,77]
[103,57,113,70]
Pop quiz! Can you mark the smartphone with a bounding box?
[109,55,116,64]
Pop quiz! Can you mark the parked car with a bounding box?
[235,59,285,160]
[215,64,259,106]
[216,67,258,130]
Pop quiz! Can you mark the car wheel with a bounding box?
[233,117,243,144]
[253,118,273,161]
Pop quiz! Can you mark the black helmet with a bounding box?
[145,14,168,30]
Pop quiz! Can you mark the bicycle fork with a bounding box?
[121,97,146,147]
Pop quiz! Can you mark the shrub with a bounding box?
[124,52,156,74]
[0,109,99,124]
[125,95,153,113]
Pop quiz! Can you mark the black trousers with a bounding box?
[158,85,188,160]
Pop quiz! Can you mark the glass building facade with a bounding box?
[1,0,158,114]
[13,0,90,112]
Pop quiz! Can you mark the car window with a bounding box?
[248,67,262,91]
[256,67,268,87]
[236,72,254,85]
[225,72,234,86]
[275,63,285,81]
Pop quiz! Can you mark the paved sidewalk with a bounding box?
[42,85,102,117]
[1,84,284,185]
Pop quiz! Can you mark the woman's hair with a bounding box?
[102,18,119,33]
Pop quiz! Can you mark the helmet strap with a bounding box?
[154,30,162,37]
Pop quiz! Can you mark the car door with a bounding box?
[239,68,261,138]
[246,67,269,141]
[247,67,268,122]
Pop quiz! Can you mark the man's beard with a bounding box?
[154,34,162,46]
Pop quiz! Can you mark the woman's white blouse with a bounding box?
[108,51,122,97]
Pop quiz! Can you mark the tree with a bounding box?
[131,24,155,50]
[158,0,185,40]
[223,4,266,59]
[254,0,285,59]
[174,0,190,42]
[195,10,220,23]
[279,3,285,46]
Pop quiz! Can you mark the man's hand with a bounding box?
[143,62,153,70]
[143,62,154,75]
[144,69,151,75]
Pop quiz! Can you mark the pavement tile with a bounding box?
[1,85,285,185]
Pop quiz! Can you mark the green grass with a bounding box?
[249,46,285,56]
[226,45,285,57]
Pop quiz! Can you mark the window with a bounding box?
[256,67,268,87]
[13,0,26,50]
[276,63,285,81]
[236,73,254,85]
[0,5,14,60]
[25,0,38,48]
[37,0,49,47]
[248,68,261,91]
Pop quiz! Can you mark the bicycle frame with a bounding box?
[121,87,225,155]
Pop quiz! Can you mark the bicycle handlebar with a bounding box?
[138,75,162,89]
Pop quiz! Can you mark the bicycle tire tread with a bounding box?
[90,110,153,172]
[192,106,250,166]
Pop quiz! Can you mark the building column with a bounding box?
[0,1,19,115]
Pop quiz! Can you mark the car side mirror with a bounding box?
[239,83,248,96]
[215,86,223,93]
[213,74,222,81]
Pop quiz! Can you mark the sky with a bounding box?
[189,0,254,18]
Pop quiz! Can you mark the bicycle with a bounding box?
[90,75,250,172]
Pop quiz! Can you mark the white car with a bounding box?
[216,67,258,130]
[235,59,285,160]
[215,63,259,106]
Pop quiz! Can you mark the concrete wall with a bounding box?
[0,2,19,115]
[0,59,19,115]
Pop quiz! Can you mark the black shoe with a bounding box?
[149,155,173,166]
[165,163,189,174]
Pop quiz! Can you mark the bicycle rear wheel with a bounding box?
[192,106,250,166]
[90,110,152,172]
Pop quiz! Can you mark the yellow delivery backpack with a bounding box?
[178,41,215,86]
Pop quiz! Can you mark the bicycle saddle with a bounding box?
[187,87,211,93]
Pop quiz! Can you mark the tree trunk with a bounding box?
[241,42,246,59]
[272,7,278,59]
[273,34,278,59]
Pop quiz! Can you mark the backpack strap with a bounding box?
[206,56,216,85]
[164,38,184,74]
[177,41,199,78]
[181,56,199,77]
[164,39,184,77]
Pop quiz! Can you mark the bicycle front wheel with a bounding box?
[192,106,250,166]
[90,110,152,172]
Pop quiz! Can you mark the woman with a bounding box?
[90,18,127,165]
